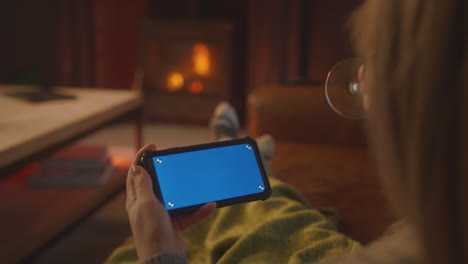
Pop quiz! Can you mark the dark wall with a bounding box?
[0,0,145,88]
[247,0,363,92]
[94,0,148,89]
[307,0,361,80]
[0,0,361,91]
[0,1,61,85]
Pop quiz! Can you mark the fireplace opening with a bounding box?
[140,20,233,124]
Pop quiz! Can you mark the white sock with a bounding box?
[209,102,240,141]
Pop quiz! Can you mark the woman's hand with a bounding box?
[126,144,216,261]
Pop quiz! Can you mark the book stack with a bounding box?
[28,145,113,187]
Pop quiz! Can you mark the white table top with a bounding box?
[0,85,142,171]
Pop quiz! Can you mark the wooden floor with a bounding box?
[30,192,130,264]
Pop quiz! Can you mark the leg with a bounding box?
[209,102,275,176]
[209,102,240,141]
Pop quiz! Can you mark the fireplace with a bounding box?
[140,20,233,124]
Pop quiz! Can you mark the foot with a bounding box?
[256,134,275,163]
[209,102,240,141]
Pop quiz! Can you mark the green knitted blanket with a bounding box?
[105,178,360,264]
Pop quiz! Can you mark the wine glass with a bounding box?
[325,58,367,119]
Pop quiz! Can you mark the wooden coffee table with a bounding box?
[0,84,142,263]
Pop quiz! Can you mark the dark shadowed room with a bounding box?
[0,0,408,263]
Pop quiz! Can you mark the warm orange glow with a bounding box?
[193,43,211,76]
[189,80,204,94]
[167,72,184,92]
[111,156,132,169]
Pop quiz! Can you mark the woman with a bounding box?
[351,0,468,263]
[108,0,468,263]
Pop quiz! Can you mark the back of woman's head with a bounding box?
[351,0,468,263]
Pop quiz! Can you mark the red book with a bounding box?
[42,145,109,170]
[28,161,113,187]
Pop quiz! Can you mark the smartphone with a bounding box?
[139,137,271,216]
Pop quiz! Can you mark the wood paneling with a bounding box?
[247,0,285,93]
[57,0,95,86]
[0,0,362,92]
[306,0,362,81]
[247,0,363,90]
[94,0,148,89]
[0,1,61,85]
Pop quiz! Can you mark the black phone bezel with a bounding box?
[139,137,271,216]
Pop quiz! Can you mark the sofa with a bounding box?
[247,85,397,244]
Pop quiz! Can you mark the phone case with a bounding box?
[139,137,271,216]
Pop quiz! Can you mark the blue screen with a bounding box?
[151,143,266,210]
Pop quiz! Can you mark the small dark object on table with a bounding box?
[5,85,76,103]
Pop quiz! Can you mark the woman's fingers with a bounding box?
[126,166,137,209]
[127,144,157,209]
[132,165,157,201]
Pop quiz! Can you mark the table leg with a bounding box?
[134,108,143,151]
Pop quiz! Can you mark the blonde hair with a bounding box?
[351,0,468,263]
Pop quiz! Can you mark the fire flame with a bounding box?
[189,80,204,94]
[193,43,211,76]
[167,72,184,92]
